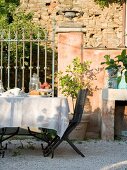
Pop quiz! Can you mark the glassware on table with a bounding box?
[29,73,41,95]
[39,88,53,96]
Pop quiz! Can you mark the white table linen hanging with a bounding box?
[0,96,70,138]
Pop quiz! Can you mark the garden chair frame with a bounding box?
[42,89,88,158]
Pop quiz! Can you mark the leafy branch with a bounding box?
[57,57,95,99]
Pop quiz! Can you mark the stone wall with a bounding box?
[20,0,124,48]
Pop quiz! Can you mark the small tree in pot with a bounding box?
[57,57,97,140]
[57,57,96,111]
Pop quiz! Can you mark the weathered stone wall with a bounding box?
[20,0,123,48]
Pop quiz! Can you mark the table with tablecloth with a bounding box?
[0,96,70,138]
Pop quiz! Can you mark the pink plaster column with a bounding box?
[57,31,83,72]
[57,26,85,80]
[57,25,85,112]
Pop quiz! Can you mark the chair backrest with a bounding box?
[72,89,88,124]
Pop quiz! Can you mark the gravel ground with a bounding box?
[1,139,127,170]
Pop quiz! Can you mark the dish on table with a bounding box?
[38,89,53,93]
[29,90,40,96]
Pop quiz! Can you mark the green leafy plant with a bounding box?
[57,57,96,109]
[101,49,127,85]
[101,55,118,70]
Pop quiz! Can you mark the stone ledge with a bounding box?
[56,27,86,33]
[102,88,127,101]
[56,22,86,33]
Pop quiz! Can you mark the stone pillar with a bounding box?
[57,25,85,74]
[56,23,85,112]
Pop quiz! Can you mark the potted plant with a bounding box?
[57,57,94,110]
[101,49,127,88]
[57,57,96,140]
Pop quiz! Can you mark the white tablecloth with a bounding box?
[0,96,70,137]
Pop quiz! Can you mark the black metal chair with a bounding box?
[42,89,88,158]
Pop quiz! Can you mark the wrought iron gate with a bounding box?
[0,26,55,96]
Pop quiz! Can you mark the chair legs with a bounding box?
[43,136,61,158]
[66,138,85,157]
[43,136,85,158]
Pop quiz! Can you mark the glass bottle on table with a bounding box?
[29,73,41,95]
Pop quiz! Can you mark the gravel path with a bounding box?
[0,139,127,170]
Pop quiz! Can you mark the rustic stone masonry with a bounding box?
[20,0,123,48]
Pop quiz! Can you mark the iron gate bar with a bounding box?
[29,33,33,81]
[14,30,18,88]
[0,32,3,82]
[44,32,47,83]
[51,19,56,97]
[37,30,40,77]
[7,29,11,90]
[22,28,25,91]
